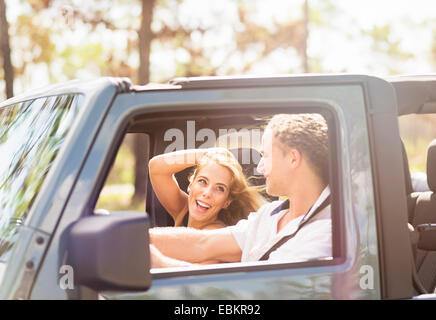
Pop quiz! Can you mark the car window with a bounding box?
[399,113,436,191]
[0,94,83,265]
[95,133,150,212]
[93,110,339,278]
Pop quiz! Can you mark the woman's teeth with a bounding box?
[196,200,210,209]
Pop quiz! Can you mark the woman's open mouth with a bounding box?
[196,200,211,213]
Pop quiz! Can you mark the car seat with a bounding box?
[411,139,436,293]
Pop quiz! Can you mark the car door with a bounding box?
[31,74,390,300]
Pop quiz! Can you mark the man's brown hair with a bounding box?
[267,113,329,184]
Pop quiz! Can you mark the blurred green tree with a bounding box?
[129,0,311,203]
[362,24,414,74]
[3,0,313,206]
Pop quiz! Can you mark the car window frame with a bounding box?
[86,98,345,280]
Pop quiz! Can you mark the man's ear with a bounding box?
[289,148,302,168]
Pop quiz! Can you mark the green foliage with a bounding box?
[14,14,56,67]
[308,0,337,26]
[95,138,145,211]
[4,0,436,212]
[105,142,135,186]
[363,25,414,59]
[60,43,105,78]
[3,0,329,88]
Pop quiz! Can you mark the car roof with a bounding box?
[166,73,378,89]
[386,74,436,116]
[3,73,436,116]
[167,73,436,116]
[0,77,132,109]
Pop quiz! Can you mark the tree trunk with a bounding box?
[302,0,309,73]
[138,0,154,85]
[0,0,14,98]
[131,0,155,203]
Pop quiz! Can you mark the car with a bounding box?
[0,73,435,300]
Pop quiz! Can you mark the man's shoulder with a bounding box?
[255,199,287,215]
[232,199,285,233]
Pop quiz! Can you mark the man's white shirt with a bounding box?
[229,187,332,263]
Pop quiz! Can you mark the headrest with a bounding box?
[427,139,436,192]
[401,140,413,194]
[229,147,261,177]
[229,147,277,201]
[229,147,267,188]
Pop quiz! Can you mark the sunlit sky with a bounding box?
[4,0,436,96]
[312,0,436,74]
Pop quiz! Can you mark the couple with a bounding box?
[149,113,331,267]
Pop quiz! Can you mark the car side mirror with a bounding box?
[67,211,151,291]
[417,223,436,251]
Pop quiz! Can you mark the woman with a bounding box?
[148,147,264,230]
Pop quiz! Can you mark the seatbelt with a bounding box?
[259,195,331,261]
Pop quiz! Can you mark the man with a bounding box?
[150,113,331,267]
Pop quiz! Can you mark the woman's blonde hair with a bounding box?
[189,149,265,226]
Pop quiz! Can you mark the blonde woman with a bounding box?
[148,148,264,230]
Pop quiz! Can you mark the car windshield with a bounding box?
[0,94,83,264]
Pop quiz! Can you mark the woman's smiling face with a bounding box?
[188,162,233,224]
